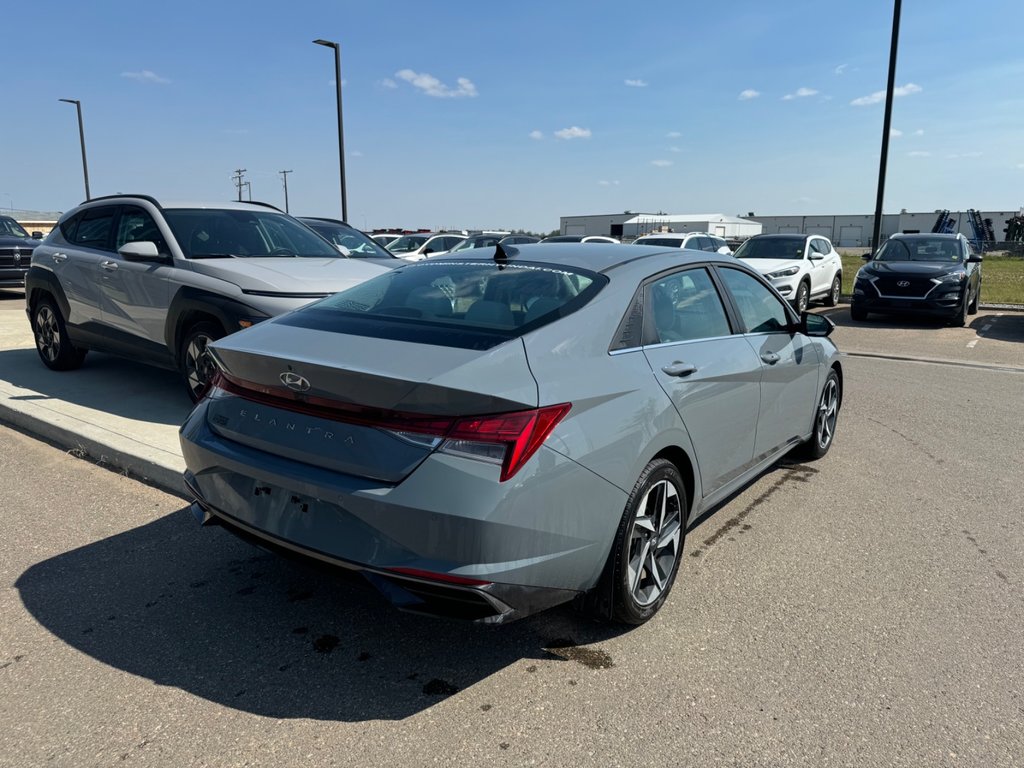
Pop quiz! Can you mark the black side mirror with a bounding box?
[31,231,43,239]
[967,254,983,263]
[861,253,872,261]
[800,311,835,337]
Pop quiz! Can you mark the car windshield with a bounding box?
[449,236,502,252]
[388,234,429,253]
[0,217,31,238]
[281,260,606,350]
[875,238,963,262]
[302,220,395,258]
[163,209,340,259]
[734,237,806,259]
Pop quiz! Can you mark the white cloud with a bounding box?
[529,130,544,140]
[121,70,170,84]
[947,151,983,159]
[394,69,478,98]
[554,126,591,140]
[666,131,682,138]
[625,79,648,88]
[782,87,819,100]
[669,146,682,153]
[738,89,760,100]
[598,180,620,186]
[851,82,922,106]
[834,64,849,75]
[914,129,925,136]
[890,129,903,138]
[651,159,673,167]
[908,151,931,157]
[380,78,398,89]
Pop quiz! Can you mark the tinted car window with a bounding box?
[69,207,116,250]
[734,237,806,260]
[301,220,394,258]
[283,261,605,350]
[388,234,428,253]
[116,207,168,253]
[635,237,685,248]
[162,209,338,258]
[697,236,716,252]
[719,268,790,333]
[647,268,732,343]
[0,216,30,238]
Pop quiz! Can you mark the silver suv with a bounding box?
[26,195,389,400]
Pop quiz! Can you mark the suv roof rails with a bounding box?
[298,216,348,225]
[81,193,163,209]
[242,200,284,212]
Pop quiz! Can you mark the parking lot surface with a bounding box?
[1,289,1022,766]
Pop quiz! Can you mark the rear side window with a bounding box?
[279,260,606,350]
[69,207,116,250]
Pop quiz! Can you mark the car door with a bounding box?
[59,206,118,328]
[97,205,173,355]
[640,266,762,496]
[807,238,834,294]
[716,266,821,460]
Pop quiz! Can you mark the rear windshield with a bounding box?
[635,237,685,248]
[277,260,606,350]
[734,237,806,259]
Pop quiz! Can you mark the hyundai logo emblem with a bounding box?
[279,372,310,392]
[896,280,911,287]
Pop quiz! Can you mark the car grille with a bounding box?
[873,276,934,298]
[0,247,33,267]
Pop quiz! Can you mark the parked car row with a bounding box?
[0,214,44,288]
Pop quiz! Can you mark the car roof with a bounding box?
[434,243,734,275]
[891,232,961,240]
[749,233,813,239]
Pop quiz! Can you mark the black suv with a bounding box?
[0,215,43,288]
[851,233,982,326]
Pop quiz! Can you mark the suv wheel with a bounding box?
[181,321,224,402]
[793,281,810,314]
[824,274,842,307]
[32,296,87,371]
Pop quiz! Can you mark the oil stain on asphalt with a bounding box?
[543,637,615,669]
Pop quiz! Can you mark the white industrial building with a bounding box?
[560,209,1018,247]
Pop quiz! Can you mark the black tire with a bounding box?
[180,321,224,403]
[796,369,840,460]
[793,280,810,314]
[32,295,87,371]
[967,284,979,315]
[850,302,868,322]
[824,274,842,307]
[607,459,687,625]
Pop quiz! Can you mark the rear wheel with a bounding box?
[850,302,868,322]
[824,274,842,307]
[607,459,686,625]
[32,296,87,371]
[180,321,224,403]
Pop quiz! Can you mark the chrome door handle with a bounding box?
[100,260,119,271]
[760,351,780,365]
[52,253,67,263]
[662,361,697,377]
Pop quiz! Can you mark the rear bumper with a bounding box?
[179,400,626,622]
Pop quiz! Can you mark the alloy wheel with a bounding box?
[627,479,682,607]
[830,278,840,304]
[35,305,60,363]
[184,333,216,399]
[816,378,839,449]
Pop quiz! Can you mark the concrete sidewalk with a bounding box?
[0,305,190,496]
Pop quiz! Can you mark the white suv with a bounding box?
[632,232,732,255]
[735,234,842,312]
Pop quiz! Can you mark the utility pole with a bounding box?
[232,168,247,202]
[243,181,252,202]
[279,170,293,213]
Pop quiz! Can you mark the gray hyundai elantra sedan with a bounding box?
[180,244,842,625]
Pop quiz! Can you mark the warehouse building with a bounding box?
[558,212,762,240]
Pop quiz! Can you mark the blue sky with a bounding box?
[3,0,1022,233]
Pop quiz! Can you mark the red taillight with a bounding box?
[447,403,572,481]
[386,567,492,586]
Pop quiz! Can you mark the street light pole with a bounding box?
[870,0,903,252]
[312,38,348,222]
[58,99,91,200]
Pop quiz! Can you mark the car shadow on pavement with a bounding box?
[0,348,190,426]
[969,313,1024,343]
[15,508,626,722]
[824,308,948,330]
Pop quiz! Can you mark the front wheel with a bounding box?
[824,275,842,307]
[180,321,224,403]
[967,284,979,315]
[793,281,810,314]
[607,459,687,625]
[850,302,868,322]
[796,369,840,460]
[948,295,967,327]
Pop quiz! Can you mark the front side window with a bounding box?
[278,260,605,350]
[388,234,428,253]
[646,268,732,344]
[305,221,392,258]
[116,207,168,253]
[718,268,791,333]
[162,209,339,259]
